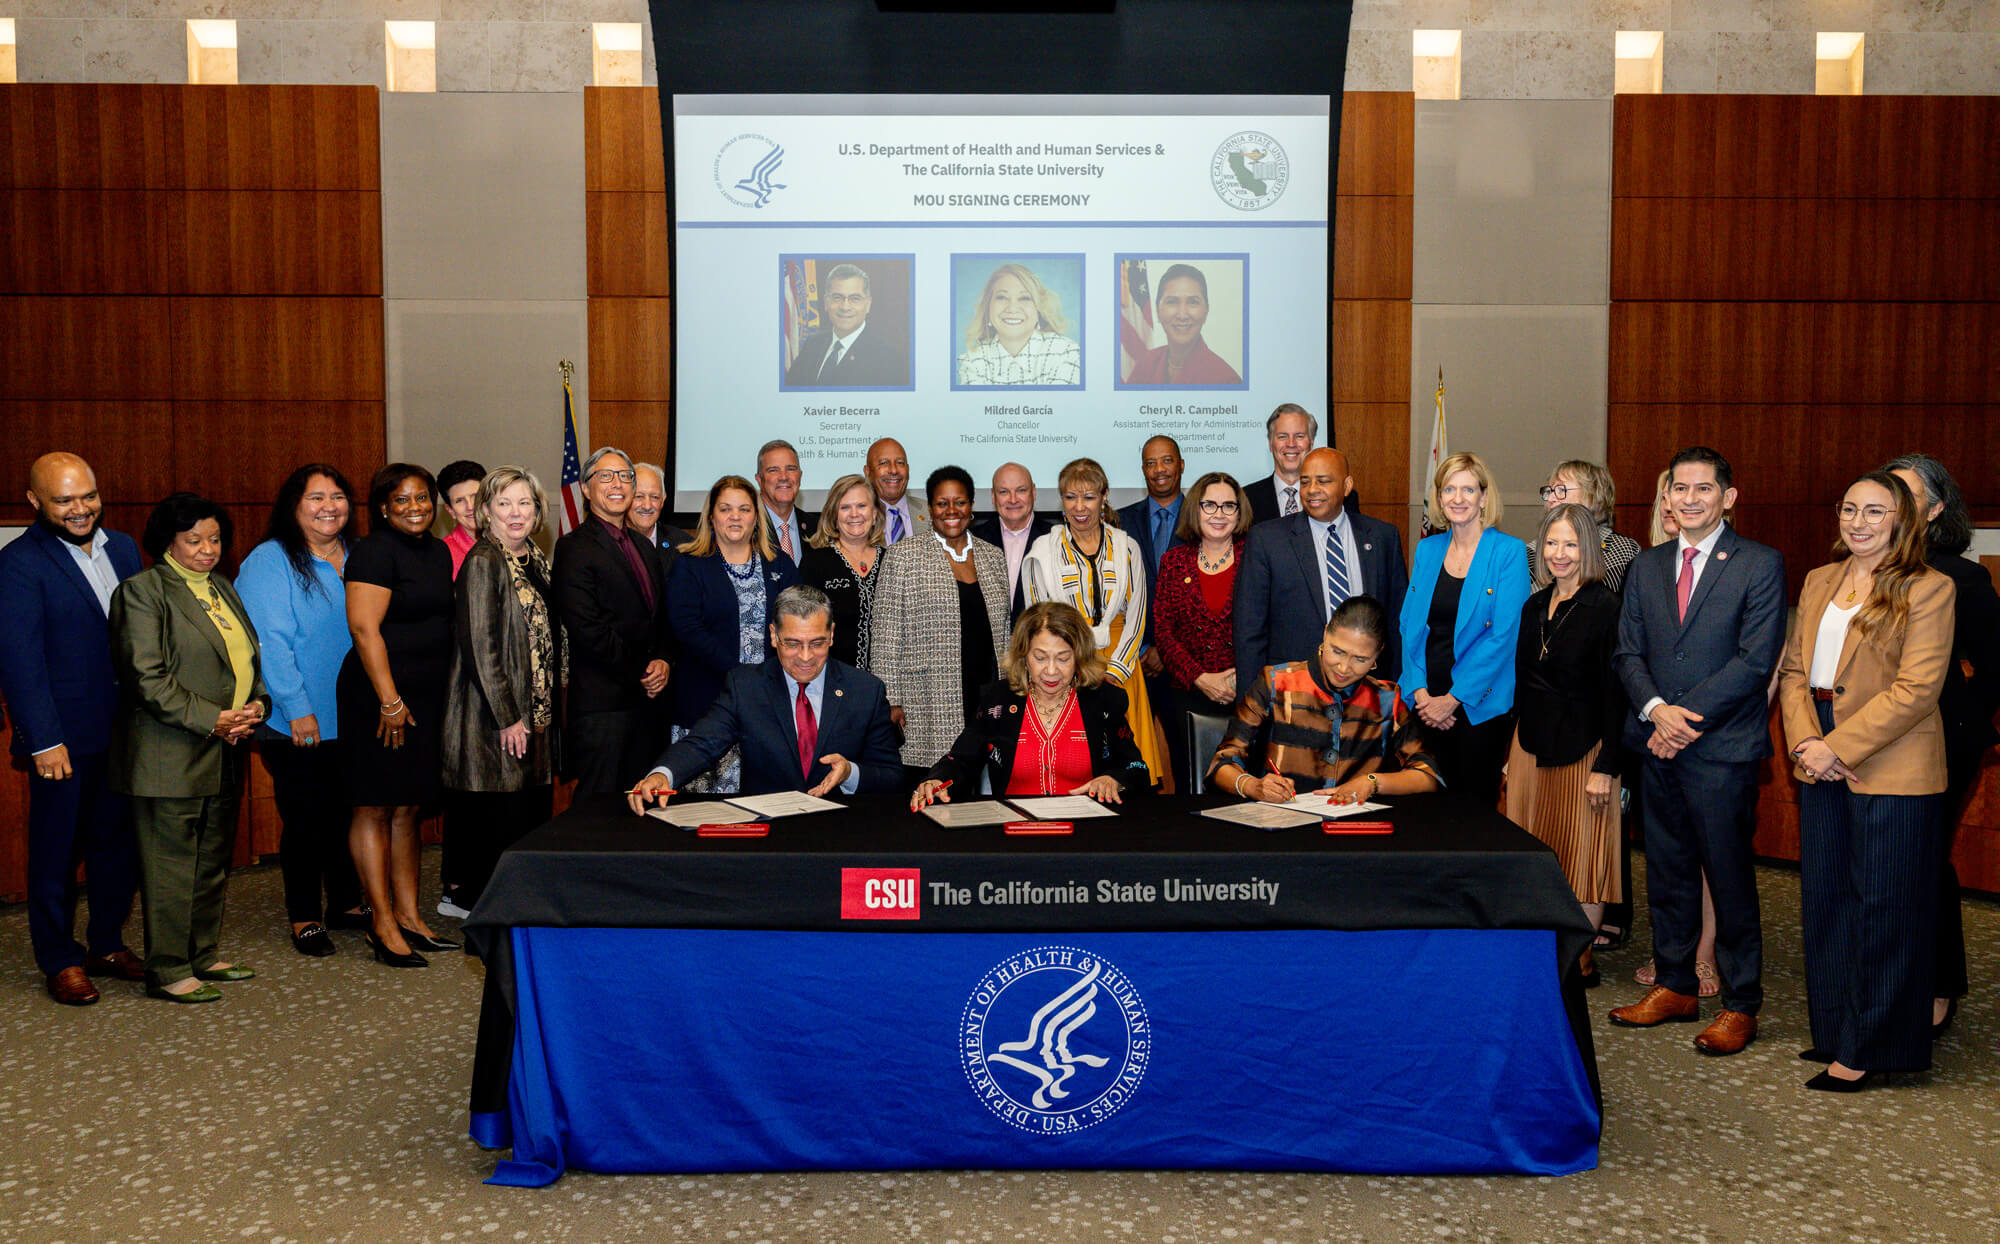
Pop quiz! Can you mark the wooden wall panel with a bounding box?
[1333,194,1412,302]
[1819,199,2000,302]
[169,401,388,506]
[588,297,673,401]
[1610,95,1716,198]
[1337,91,1413,198]
[1604,404,1818,506]
[0,749,25,902]
[0,296,173,399]
[1709,95,1821,199]
[586,192,670,298]
[1817,95,2000,200]
[1329,300,1410,405]
[0,84,178,189]
[1609,198,1816,302]
[170,297,385,401]
[0,190,178,294]
[584,87,664,194]
[1812,303,2000,404]
[177,191,383,296]
[588,401,674,469]
[1331,402,1408,513]
[1607,301,1814,404]
[172,85,381,191]
[0,402,177,524]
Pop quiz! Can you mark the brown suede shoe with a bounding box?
[46,966,100,1006]
[1608,985,1699,1027]
[84,949,146,982]
[1694,1009,1758,1055]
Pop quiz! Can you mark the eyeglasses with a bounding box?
[589,469,636,484]
[1538,484,1575,501]
[776,637,833,655]
[1197,500,1240,515]
[1837,504,1893,525]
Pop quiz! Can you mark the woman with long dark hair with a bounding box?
[236,465,367,956]
[1778,470,1955,1091]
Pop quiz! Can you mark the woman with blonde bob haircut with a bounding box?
[1023,457,1166,786]
[1400,451,1530,804]
[1778,469,1956,1092]
[798,473,885,672]
[912,602,1150,809]
[441,466,563,911]
[957,262,1081,387]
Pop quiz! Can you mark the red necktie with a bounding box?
[795,683,819,782]
[1677,546,1698,622]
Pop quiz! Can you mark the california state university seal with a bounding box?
[1210,130,1289,211]
[961,945,1151,1135]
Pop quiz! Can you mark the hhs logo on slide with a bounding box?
[714,133,787,208]
[1210,130,1290,211]
[962,946,1151,1135]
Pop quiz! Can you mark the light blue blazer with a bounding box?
[1400,527,1531,725]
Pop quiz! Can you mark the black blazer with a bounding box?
[1513,581,1624,775]
[551,517,669,721]
[924,681,1153,796]
[1246,473,1361,525]
[783,325,909,387]
[970,513,1053,628]
[665,550,802,728]
[1613,525,1787,762]
[657,658,901,796]
[759,507,820,554]
[1930,549,2000,754]
[1233,510,1408,691]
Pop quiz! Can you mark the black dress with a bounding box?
[798,543,877,671]
[338,529,454,807]
[956,578,998,723]
[1425,568,1464,696]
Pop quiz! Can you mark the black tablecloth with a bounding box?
[467,793,1601,1113]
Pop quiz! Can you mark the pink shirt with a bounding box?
[445,526,476,579]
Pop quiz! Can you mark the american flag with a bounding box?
[557,375,585,535]
[1119,259,1153,381]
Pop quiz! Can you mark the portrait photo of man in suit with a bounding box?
[781,260,913,389]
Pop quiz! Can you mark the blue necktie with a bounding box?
[889,507,905,543]
[1152,506,1171,575]
[1325,521,1350,619]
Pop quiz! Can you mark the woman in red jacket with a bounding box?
[1152,472,1251,775]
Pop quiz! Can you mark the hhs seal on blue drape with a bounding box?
[962,945,1150,1134]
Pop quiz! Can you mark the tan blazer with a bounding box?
[108,561,270,799]
[1777,561,1955,795]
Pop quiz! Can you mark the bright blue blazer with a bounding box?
[1400,527,1531,725]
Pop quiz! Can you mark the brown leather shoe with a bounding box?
[1608,986,1698,1027]
[46,966,100,1006]
[1694,1009,1758,1055]
[84,949,146,982]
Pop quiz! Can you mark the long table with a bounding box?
[465,793,1601,1185]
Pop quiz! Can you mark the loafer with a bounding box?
[1608,986,1699,1028]
[84,949,146,982]
[1693,1009,1758,1056]
[194,964,256,982]
[47,966,100,1006]
[146,982,223,1004]
[291,923,337,957]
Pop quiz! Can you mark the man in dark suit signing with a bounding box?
[553,446,672,799]
[628,585,902,812]
[970,461,1050,631]
[783,263,910,388]
[1235,447,1407,695]
[1609,446,1786,1057]
[0,452,146,1005]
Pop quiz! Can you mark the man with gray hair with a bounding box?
[628,586,900,811]
[783,262,910,387]
[554,446,672,798]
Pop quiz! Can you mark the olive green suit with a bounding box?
[109,562,270,987]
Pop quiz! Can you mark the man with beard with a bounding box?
[0,453,146,1005]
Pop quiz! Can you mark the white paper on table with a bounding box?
[1004,795,1119,819]
[726,790,845,818]
[920,800,1020,828]
[1275,793,1389,819]
[645,802,759,829]
[1198,802,1323,830]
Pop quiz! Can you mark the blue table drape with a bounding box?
[473,926,1599,1185]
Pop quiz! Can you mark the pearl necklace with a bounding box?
[935,533,972,563]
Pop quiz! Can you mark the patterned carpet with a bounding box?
[1,850,1994,1244]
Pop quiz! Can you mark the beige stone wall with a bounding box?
[1345,0,2000,96]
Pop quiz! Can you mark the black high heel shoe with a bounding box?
[1804,1069,1874,1093]
[400,927,460,953]
[1932,998,1958,1041]
[366,933,428,968]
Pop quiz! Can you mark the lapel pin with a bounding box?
[1010,704,1019,714]
[1364,543,1373,551]
[1716,552,1728,561]
[834,688,844,697]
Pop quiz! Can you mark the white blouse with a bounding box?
[1808,600,1860,689]
[1020,525,1147,682]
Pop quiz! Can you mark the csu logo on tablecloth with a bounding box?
[840,867,920,919]
[961,946,1150,1135]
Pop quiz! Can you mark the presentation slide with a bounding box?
[671,94,1330,508]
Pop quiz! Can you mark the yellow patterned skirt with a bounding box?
[1105,615,1167,785]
